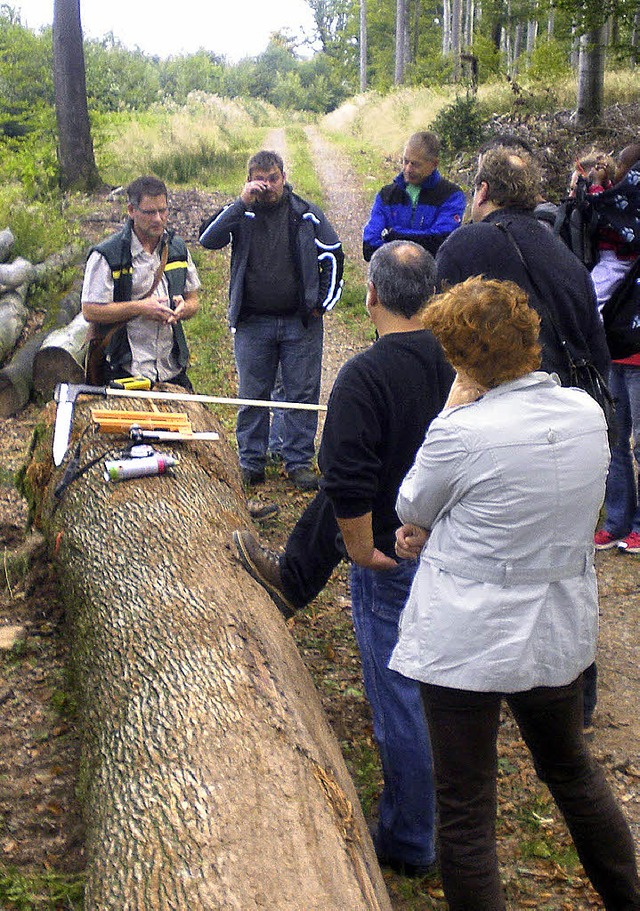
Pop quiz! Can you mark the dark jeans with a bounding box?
[279,490,344,610]
[421,675,640,911]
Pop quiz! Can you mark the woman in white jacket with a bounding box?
[390,275,640,911]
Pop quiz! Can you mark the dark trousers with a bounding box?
[421,675,640,911]
[279,490,344,610]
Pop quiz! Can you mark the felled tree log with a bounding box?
[0,257,36,290]
[31,243,84,287]
[0,328,50,417]
[0,227,14,263]
[0,283,83,414]
[33,310,89,398]
[0,285,28,365]
[24,395,391,911]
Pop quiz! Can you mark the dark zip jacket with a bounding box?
[198,186,344,328]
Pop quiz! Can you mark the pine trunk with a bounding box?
[24,395,392,911]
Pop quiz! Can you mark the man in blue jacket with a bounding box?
[199,150,343,490]
[363,131,466,261]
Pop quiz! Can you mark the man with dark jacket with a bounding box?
[362,131,465,261]
[436,145,610,384]
[199,150,344,490]
[235,241,454,877]
[82,175,200,390]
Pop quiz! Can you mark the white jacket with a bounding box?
[389,372,610,692]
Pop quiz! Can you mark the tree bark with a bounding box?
[576,25,606,126]
[0,328,50,417]
[53,0,102,192]
[32,311,89,399]
[394,0,407,84]
[359,0,367,93]
[31,243,85,287]
[24,396,392,911]
[0,227,15,263]
[0,257,37,291]
[0,286,28,366]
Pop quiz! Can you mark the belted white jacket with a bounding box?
[389,372,610,692]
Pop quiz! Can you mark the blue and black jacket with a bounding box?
[198,186,344,329]
[362,170,466,261]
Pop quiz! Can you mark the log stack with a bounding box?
[23,394,392,911]
[0,230,86,414]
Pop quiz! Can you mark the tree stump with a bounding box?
[23,394,392,911]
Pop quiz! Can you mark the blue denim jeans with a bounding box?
[233,313,323,473]
[603,364,640,536]
[350,561,436,867]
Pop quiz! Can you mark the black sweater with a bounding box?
[319,330,454,558]
[436,208,610,384]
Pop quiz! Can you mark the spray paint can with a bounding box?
[104,453,178,482]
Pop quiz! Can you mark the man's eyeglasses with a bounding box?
[136,206,169,217]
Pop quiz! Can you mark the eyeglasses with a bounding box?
[136,206,169,217]
[249,173,282,185]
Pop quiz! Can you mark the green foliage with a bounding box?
[431,95,486,154]
[471,34,503,82]
[526,38,572,82]
[0,868,84,910]
[0,181,79,263]
[84,36,162,111]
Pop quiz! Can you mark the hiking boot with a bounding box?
[232,530,296,618]
[594,529,624,550]
[376,850,438,880]
[287,467,319,491]
[241,468,265,486]
[618,531,640,554]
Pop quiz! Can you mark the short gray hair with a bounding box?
[368,241,436,318]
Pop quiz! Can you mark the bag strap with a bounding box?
[494,222,578,367]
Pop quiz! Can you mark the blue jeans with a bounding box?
[233,314,323,473]
[350,561,436,867]
[603,364,640,536]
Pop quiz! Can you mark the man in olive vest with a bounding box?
[81,175,200,390]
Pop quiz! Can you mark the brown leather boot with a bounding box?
[232,530,296,619]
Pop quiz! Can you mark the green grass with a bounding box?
[0,868,84,910]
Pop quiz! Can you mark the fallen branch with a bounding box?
[0,285,28,365]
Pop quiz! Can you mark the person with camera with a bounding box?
[199,150,344,491]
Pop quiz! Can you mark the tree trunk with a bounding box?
[394,0,407,85]
[576,25,606,126]
[0,257,36,291]
[451,0,463,79]
[359,0,367,93]
[0,228,15,263]
[31,243,85,287]
[0,328,50,417]
[32,311,89,398]
[53,0,102,192]
[0,286,28,365]
[24,396,393,911]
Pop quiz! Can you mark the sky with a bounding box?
[14,0,318,62]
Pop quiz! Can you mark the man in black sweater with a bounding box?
[235,241,453,876]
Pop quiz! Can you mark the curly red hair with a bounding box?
[422,276,542,388]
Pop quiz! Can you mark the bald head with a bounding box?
[368,241,436,318]
[616,143,640,183]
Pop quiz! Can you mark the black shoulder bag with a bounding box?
[495,222,617,444]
